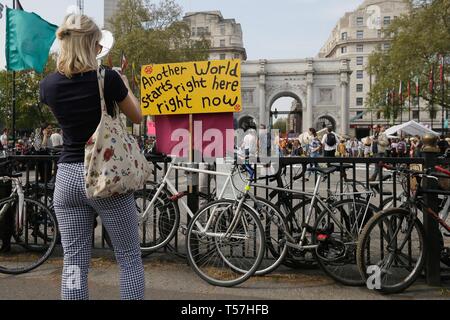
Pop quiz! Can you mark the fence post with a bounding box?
[421,133,441,286]
[185,162,199,218]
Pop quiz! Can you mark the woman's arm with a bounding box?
[116,73,142,124]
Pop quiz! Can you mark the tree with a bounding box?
[107,0,210,95]
[366,0,450,119]
[0,54,57,132]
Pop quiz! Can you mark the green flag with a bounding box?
[6,7,57,73]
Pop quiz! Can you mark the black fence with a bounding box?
[1,152,449,285]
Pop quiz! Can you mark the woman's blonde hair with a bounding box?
[56,14,102,78]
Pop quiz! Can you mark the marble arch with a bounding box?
[240,58,351,135]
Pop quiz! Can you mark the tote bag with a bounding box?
[84,68,152,199]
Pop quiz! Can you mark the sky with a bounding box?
[0,0,364,66]
[0,0,364,112]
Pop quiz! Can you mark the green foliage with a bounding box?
[0,54,57,131]
[108,0,210,95]
[366,0,450,119]
[272,118,287,133]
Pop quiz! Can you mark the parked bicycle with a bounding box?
[356,163,450,293]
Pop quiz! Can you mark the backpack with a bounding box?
[326,133,336,147]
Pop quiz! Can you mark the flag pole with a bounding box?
[441,54,445,136]
[12,0,16,148]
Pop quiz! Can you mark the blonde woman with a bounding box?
[39,15,144,300]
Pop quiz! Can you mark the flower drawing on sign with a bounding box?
[86,136,94,146]
[113,176,121,183]
[234,104,241,112]
[104,148,114,162]
[144,65,153,75]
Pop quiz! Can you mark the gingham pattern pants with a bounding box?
[53,162,145,300]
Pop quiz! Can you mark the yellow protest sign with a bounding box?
[140,59,242,116]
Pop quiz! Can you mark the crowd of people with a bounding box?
[0,125,157,156]
[276,125,450,159]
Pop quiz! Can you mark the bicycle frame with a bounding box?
[141,162,247,236]
[0,177,25,229]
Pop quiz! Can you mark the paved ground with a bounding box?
[0,250,449,300]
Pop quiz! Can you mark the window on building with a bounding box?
[356,56,364,65]
[220,53,226,60]
[356,97,364,106]
[377,30,382,38]
[412,110,420,119]
[220,39,226,47]
[356,44,364,52]
[384,16,391,25]
[191,27,196,36]
[356,111,364,118]
[356,30,364,39]
[383,43,391,50]
[341,32,347,40]
[220,25,225,36]
[234,53,240,59]
[356,17,364,26]
[377,112,381,120]
[356,84,364,92]
[341,46,347,54]
[356,70,364,79]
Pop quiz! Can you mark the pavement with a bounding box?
[0,250,449,300]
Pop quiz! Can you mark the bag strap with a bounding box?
[96,68,108,115]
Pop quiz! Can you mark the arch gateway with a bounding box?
[238,58,351,135]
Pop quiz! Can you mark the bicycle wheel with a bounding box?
[245,196,288,275]
[356,208,426,294]
[283,199,320,269]
[0,197,58,274]
[186,199,265,287]
[134,185,180,254]
[313,198,375,286]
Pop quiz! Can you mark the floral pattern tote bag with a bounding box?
[84,68,152,199]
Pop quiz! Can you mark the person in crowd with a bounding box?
[39,14,144,300]
[357,139,364,157]
[1,128,8,149]
[50,128,64,148]
[397,137,407,157]
[337,139,347,157]
[390,138,398,157]
[350,137,359,157]
[438,135,449,155]
[290,139,302,156]
[242,128,257,162]
[308,128,321,173]
[321,125,338,157]
[369,125,389,181]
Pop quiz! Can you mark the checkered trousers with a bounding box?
[53,162,145,300]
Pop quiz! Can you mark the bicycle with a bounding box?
[0,160,58,274]
[136,157,266,287]
[356,163,450,293]
[248,164,377,286]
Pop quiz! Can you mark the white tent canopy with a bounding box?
[384,120,439,137]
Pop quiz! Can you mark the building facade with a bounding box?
[104,0,119,29]
[318,0,446,137]
[182,11,247,61]
[239,58,352,135]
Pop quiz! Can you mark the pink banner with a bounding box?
[155,113,234,160]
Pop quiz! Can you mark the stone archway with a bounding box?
[268,91,303,136]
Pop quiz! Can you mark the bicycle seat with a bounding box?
[329,163,353,171]
[307,166,337,175]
